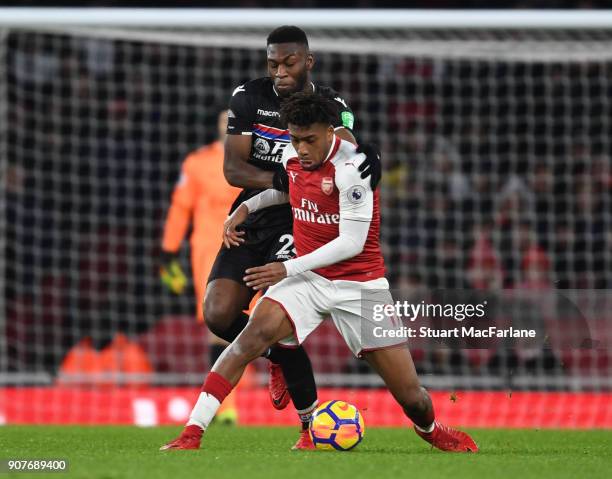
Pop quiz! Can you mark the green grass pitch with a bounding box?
[1,426,611,479]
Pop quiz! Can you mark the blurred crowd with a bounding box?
[2,28,610,380]
[382,130,612,292]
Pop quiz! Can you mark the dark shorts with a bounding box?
[207,227,296,286]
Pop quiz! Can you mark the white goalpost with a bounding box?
[2,8,612,28]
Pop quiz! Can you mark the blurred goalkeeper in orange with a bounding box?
[159,107,243,424]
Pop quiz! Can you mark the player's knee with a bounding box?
[233,322,276,360]
[203,296,235,337]
[248,312,280,347]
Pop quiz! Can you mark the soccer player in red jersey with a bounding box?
[204,26,381,449]
[161,93,478,453]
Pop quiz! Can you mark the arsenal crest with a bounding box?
[321,177,334,195]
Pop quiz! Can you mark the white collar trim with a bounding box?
[272,81,315,97]
[323,135,338,163]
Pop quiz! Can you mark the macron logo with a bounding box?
[232,85,246,96]
[257,109,280,117]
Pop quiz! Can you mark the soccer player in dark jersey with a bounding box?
[161,92,478,453]
[164,26,381,450]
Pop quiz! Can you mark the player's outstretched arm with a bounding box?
[222,205,247,249]
[159,157,195,294]
[222,189,289,249]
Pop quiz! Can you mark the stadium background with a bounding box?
[0,2,611,429]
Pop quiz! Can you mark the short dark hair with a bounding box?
[267,25,309,47]
[280,92,336,128]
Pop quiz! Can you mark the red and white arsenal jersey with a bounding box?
[282,136,386,282]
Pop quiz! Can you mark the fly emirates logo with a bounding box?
[293,198,340,225]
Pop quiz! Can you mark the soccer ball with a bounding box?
[309,400,365,451]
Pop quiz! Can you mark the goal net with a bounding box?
[1,10,611,428]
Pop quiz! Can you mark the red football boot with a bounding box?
[414,422,478,453]
[159,425,203,451]
[269,363,290,410]
[291,429,316,451]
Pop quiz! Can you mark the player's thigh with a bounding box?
[205,244,262,321]
[263,271,330,346]
[242,297,297,348]
[330,278,406,356]
[204,278,253,325]
[208,242,264,286]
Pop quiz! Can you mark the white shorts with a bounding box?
[261,271,407,357]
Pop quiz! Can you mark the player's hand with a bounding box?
[244,262,287,290]
[223,204,248,249]
[272,168,290,193]
[159,251,187,294]
[356,142,382,190]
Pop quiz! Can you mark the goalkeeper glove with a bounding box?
[159,251,187,295]
[356,142,382,190]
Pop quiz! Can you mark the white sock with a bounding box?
[297,400,319,425]
[414,421,435,433]
[186,392,221,430]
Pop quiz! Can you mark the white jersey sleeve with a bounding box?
[334,152,373,222]
[242,190,288,213]
[241,145,294,213]
[283,219,369,277]
[242,143,297,213]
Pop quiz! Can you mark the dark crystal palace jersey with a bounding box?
[226,76,355,235]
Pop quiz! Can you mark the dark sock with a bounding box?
[209,344,226,367]
[267,346,318,415]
